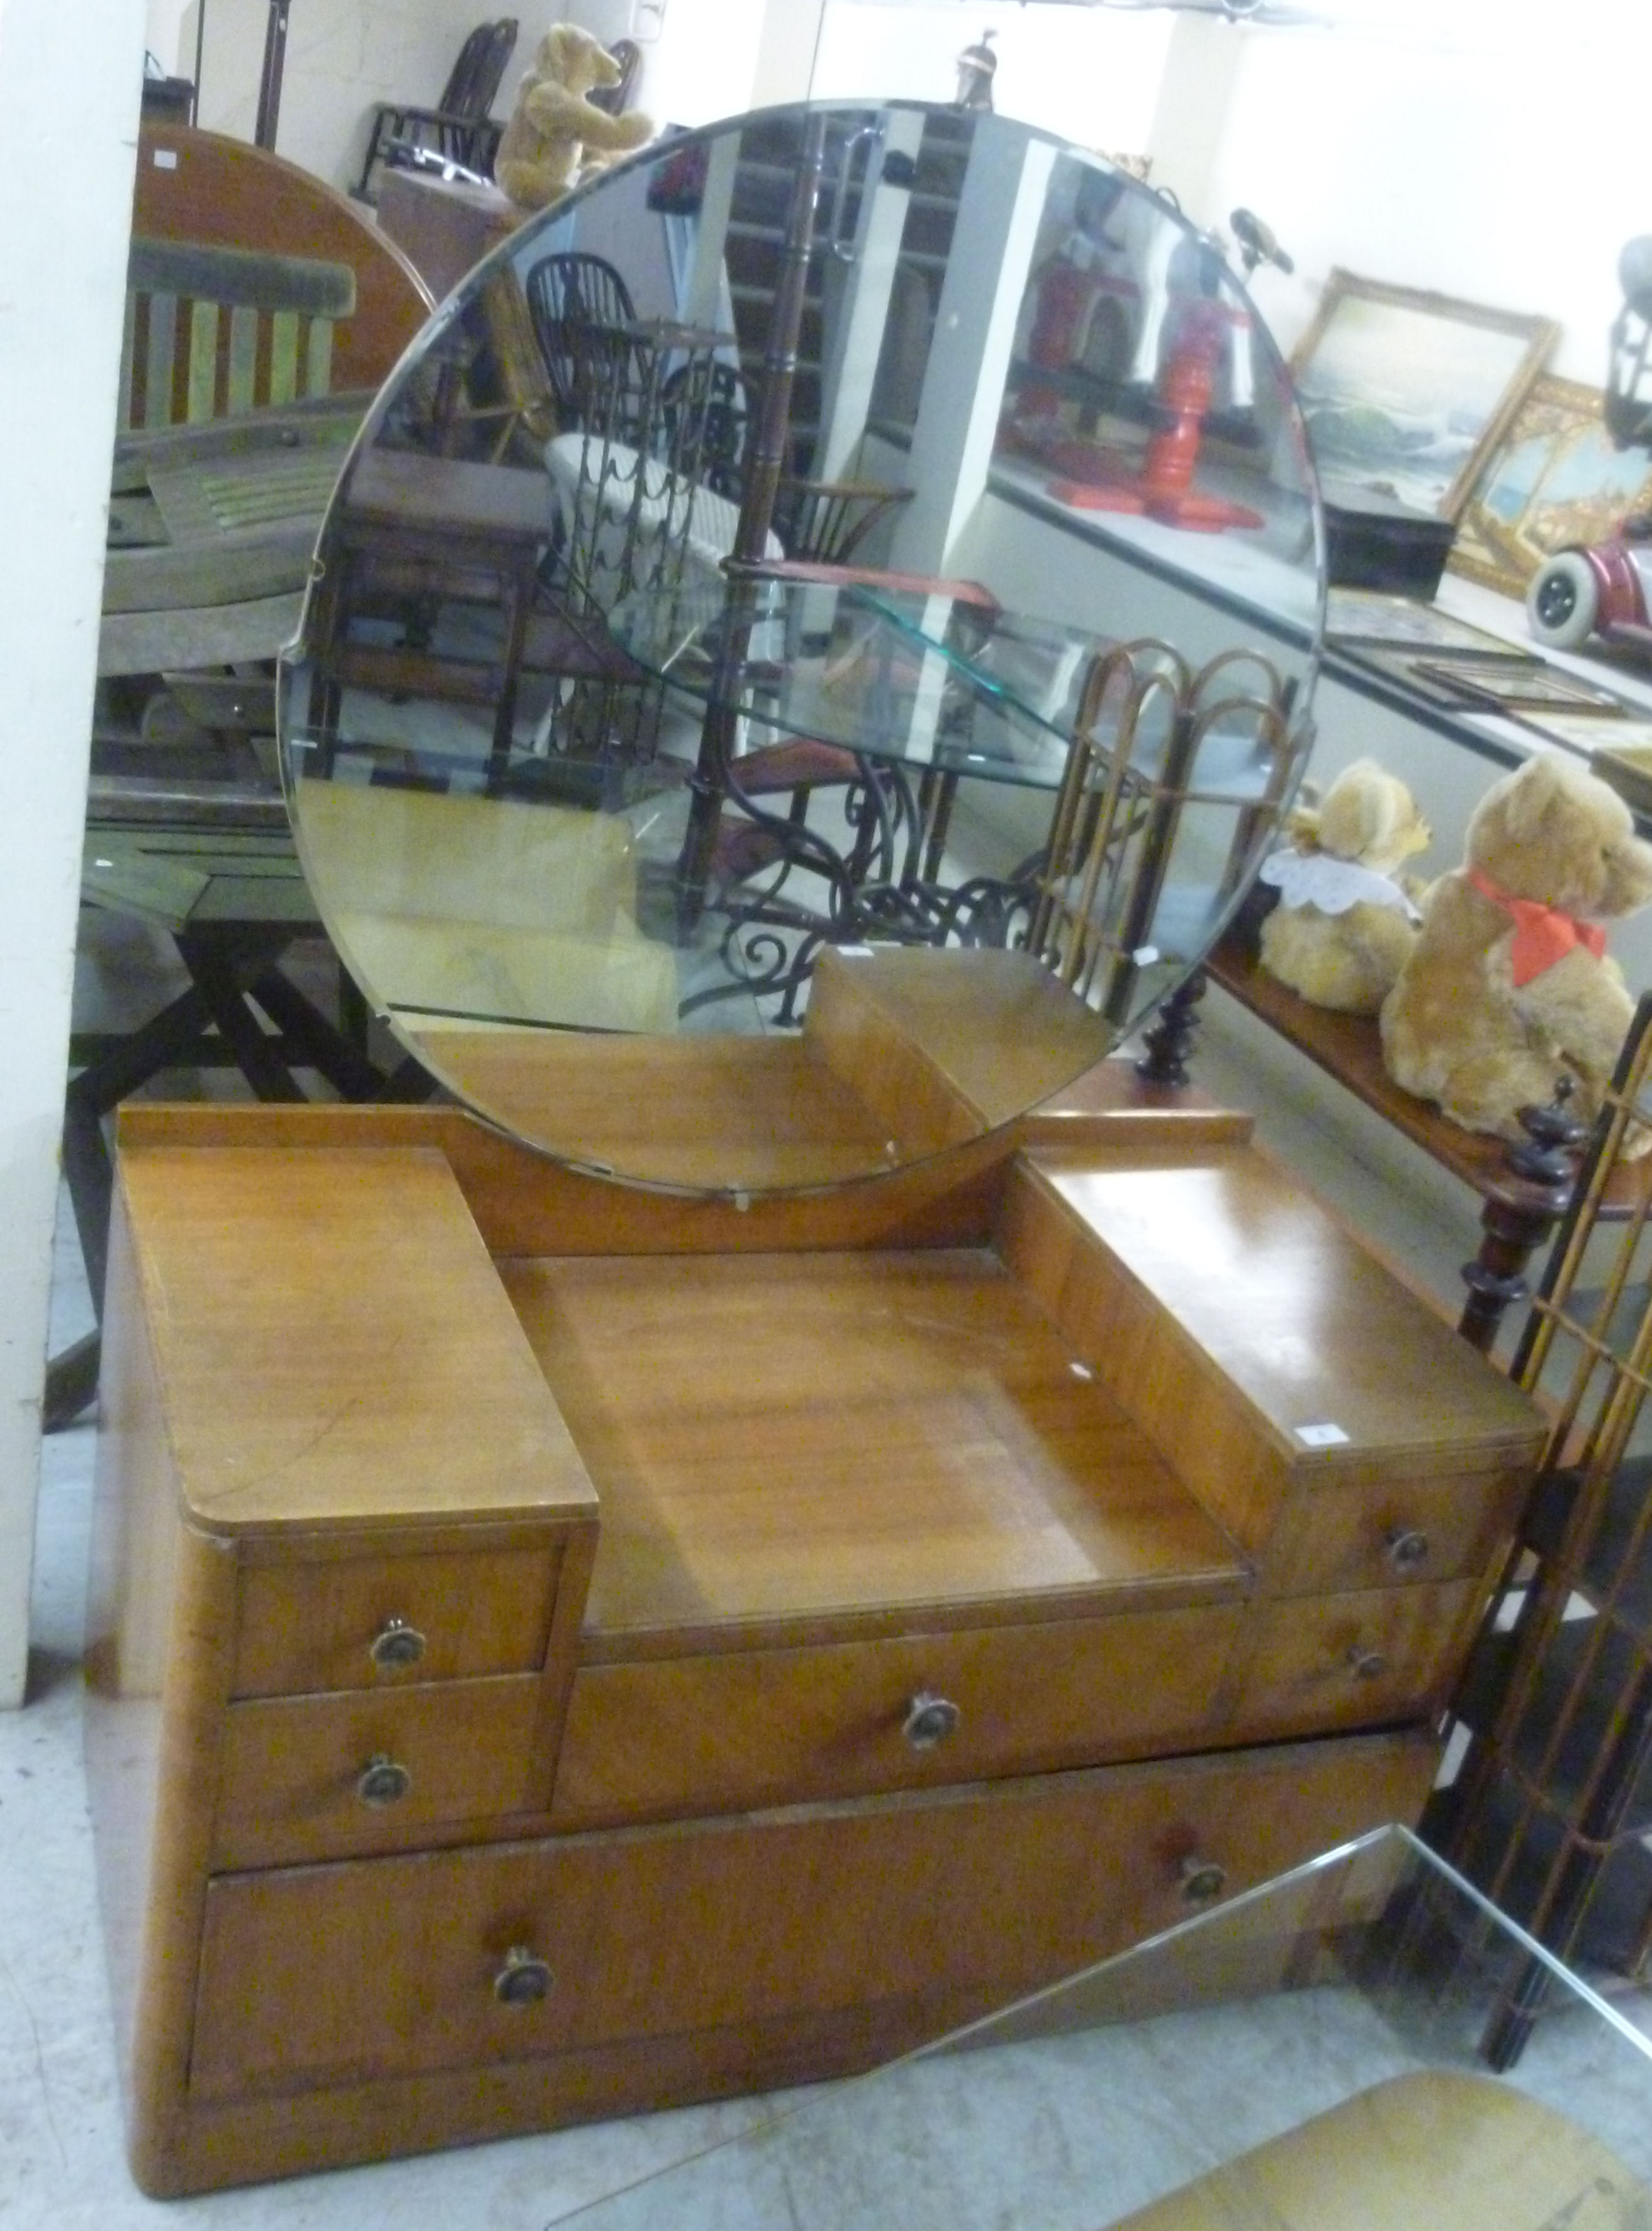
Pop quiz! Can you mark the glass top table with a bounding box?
[542,1826,1652,2230]
[611,572,1098,792]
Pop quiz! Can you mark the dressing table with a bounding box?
[87,101,1545,2194]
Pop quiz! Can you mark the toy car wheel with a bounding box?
[1526,551,1600,648]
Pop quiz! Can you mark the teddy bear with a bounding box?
[493,25,654,215]
[1379,751,1652,1147]
[1256,757,1431,1014]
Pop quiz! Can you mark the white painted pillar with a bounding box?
[0,0,147,1704]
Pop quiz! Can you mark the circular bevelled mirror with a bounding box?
[278,101,1324,1193]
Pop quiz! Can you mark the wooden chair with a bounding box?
[357,18,519,203]
[522,252,639,430]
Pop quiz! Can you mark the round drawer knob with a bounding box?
[356,1753,412,1807]
[1179,1855,1227,1907]
[369,1617,426,1672]
[904,1691,961,1750]
[493,1947,553,2008]
[1385,1526,1430,1575]
[1347,1645,1388,1682]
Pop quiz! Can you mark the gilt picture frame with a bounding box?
[1447,374,1652,600]
[1291,270,1558,524]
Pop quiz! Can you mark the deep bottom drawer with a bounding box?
[189,1728,1437,2101]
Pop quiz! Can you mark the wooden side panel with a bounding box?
[86,1183,235,2186]
[188,1731,1439,2111]
[550,1604,1245,1827]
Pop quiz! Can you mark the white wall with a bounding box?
[191,0,570,196]
[0,0,147,1705]
[812,1,1176,159]
[1198,3,1641,380]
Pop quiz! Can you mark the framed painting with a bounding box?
[1448,374,1652,599]
[1408,654,1627,713]
[1291,271,1557,523]
[1325,588,1529,656]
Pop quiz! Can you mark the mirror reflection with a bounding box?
[279,101,1324,1193]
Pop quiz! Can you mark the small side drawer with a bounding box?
[1228,1580,1482,1741]
[551,1603,1244,1828]
[232,1544,563,1698]
[1259,1465,1527,1598]
[213,1675,549,1869]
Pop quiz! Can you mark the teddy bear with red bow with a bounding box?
[1380,751,1652,1150]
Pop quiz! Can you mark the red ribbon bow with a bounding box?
[1467,867,1607,988]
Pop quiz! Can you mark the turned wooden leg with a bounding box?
[1137,969,1206,1087]
[1458,1084,1590,1354]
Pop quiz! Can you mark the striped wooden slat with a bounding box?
[144,295,177,430]
[304,317,334,400]
[118,293,138,432]
[227,307,261,414]
[269,312,300,406]
[186,300,220,422]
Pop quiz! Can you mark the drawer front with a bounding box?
[213,1676,549,1869]
[552,1605,1244,1828]
[233,1544,562,1698]
[190,1728,1437,2101]
[1228,1580,1482,1741]
[1259,1466,1526,1598]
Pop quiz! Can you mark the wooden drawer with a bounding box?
[189,1728,1437,2101]
[232,1544,563,1698]
[552,1604,1244,1828]
[213,1675,551,1869]
[1259,1464,1526,1598]
[1228,1580,1483,1741]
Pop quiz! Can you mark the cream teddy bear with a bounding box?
[1380,752,1652,1146]
[1257,758,1431,1015]
[494,25,654,215]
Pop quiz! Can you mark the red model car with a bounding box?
[1526,515,1652,657]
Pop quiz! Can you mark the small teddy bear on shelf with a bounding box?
[1380,751,1652,1149]
[494,25,654,215]
[1256,758,1431,1015]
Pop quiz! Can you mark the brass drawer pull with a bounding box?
[356,1753,412,1808]
[1347,1645,1388,1682]
[369,1617,426,1672]
[1179,1855,1227,1906]
[903,1691,961,1750]
[493,1947,553,2008]
[1385,1526,1430,1575]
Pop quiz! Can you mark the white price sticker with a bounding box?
[1295,1422,1350,1448]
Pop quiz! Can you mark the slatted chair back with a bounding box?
[441,17,519,117]
[120,237,357,434]
[524,252,638,429]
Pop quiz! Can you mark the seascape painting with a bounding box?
[1292,273,1556,522]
